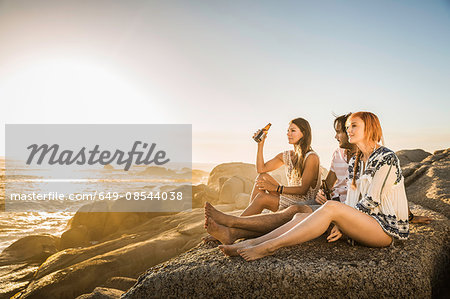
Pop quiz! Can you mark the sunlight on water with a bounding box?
[0,159,210,252]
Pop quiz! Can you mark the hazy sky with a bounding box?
[1,0,449,168]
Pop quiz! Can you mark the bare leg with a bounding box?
[249,173,280,203]
[205,217,262,245]
[206,202,311,232]
[219,212,310,256]
[238,201,393,261]
[240,192,280,216]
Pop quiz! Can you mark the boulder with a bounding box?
[0,235,60,298]
[122,205,449,298]
[404,148,449,218]
[141,166,176,176]
[75,287,123,299]
[207,163,257,193]
[122,149,450,298]
[60,225,90,249]
[234,193,251,209]
[396,149,431,167]
[67,200,176,245]
[1,234,60,262]
[218,176,254,205]
[10,207,233,299]
[100,277,137,292]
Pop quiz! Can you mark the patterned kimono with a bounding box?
[345,146,410,240]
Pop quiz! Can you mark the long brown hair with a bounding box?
[290,117,312,178]
[346,112,384,189]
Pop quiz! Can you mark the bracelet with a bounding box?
[280,185,284,194]
[408,211,414,222]
[276,185,280,193]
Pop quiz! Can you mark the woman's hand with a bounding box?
[254,130,268,146]
[315,189,327,205]
[255,176,277,192]
[327,224,342,242]
[410,215,432,224]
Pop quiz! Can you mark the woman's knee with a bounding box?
[321,200,342,216]
[253,193,270,206]
[256,173,271,181]
[284,204,311,214]
[284,205,301,215]
[292,212,304,220]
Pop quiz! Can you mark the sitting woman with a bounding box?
[220,111,410,260]
[242,117,321,216]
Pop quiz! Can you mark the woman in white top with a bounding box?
[228,111,409,261]
[242,117,321,216]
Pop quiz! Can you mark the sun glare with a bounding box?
[1,57,164,122]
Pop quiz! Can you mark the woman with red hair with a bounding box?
[220,111,410,261]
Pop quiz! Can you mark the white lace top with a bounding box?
[278,150,321,210]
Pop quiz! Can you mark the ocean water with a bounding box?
[0,160,212,253]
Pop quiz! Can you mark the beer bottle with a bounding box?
[253,123,271,143]
[321,179,333,201]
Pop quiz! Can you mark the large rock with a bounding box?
[403,148,449,218]
[65,200,177,247]
[218,176,254,204]
[9,205,236,299]
[0,235,60,299]
[75,287,123,299]
[207,162,258,193]
[396,149,431,167]
[60,225,90,249]
[1,235,60,262]
[234,193,251,209]
[123,206,449,298]
[122,149,450,298]
[100,277,137,292]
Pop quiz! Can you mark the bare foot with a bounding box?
[205,202,235,227]
[206,217,236,245]
[238,242,276,261]
[202,234,218,243]
[219,239,257,256]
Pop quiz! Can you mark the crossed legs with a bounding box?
[231,201,393,261]
[204,203,312,245]
[241,173,281,216]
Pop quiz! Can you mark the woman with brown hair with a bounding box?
[220,111,410,261]
[241,117,321,216]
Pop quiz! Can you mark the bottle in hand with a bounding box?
[321,180,333,201]
[253,123,271,143]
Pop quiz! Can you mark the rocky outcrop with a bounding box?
[3,150,448,298]
[6,206,238,299]
[396,149,431,167]
[401,149,450,218]
[123,205,449,298]
[75,287,123,299]
[207,163,258,193]
[0,235,60,299]
[1,235,60,263]
[122,149,450,298]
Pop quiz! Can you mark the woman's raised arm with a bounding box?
[256,152,284,173]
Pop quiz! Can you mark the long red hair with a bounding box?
[347,112,384,189]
